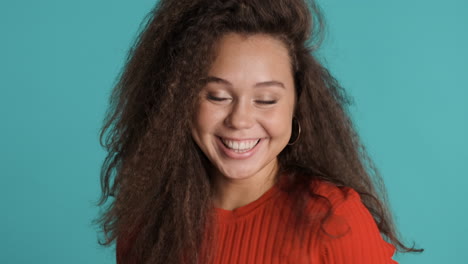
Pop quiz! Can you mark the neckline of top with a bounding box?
[214,176,290,222]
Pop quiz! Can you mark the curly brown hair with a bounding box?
[94,0,423,263]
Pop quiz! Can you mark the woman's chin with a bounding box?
[212,156,278,182]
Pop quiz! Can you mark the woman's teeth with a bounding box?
[221,138,260,152]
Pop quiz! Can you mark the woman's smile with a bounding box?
[216,136,263,159]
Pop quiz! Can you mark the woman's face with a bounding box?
[192,33,296,182]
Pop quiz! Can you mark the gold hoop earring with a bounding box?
[288,117,301,145]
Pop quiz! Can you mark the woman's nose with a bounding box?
[224,100,255,129]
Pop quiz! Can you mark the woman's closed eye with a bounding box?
[207,95,231,102]
[255,100,277,105]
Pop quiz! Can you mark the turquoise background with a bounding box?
[1,0,466,263]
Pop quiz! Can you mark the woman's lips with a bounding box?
[220,138,260,151]
[216,136,263,160]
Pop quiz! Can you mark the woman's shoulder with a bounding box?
[277,175,361,213]
[307,178,375,235]
[307,178,367,233]
[307,179,398,263]
[309,178,361,209]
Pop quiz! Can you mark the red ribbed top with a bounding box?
[117,179,398,263]
[204,179,397,264]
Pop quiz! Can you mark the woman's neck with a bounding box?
[212,160,279,211]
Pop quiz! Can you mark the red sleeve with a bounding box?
[319,188,398,264]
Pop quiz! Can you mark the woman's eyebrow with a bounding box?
[203,76,285,89]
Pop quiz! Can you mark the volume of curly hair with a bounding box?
[94,0,422,263]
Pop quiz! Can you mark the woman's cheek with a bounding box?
[259,111,292,138]
[197,103,224,129]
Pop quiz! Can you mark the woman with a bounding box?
[95,0,422,263]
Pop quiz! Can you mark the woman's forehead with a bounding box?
[207,33,293,85]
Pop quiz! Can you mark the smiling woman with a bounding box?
[94,0,422,263]
[191,33,295,206]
